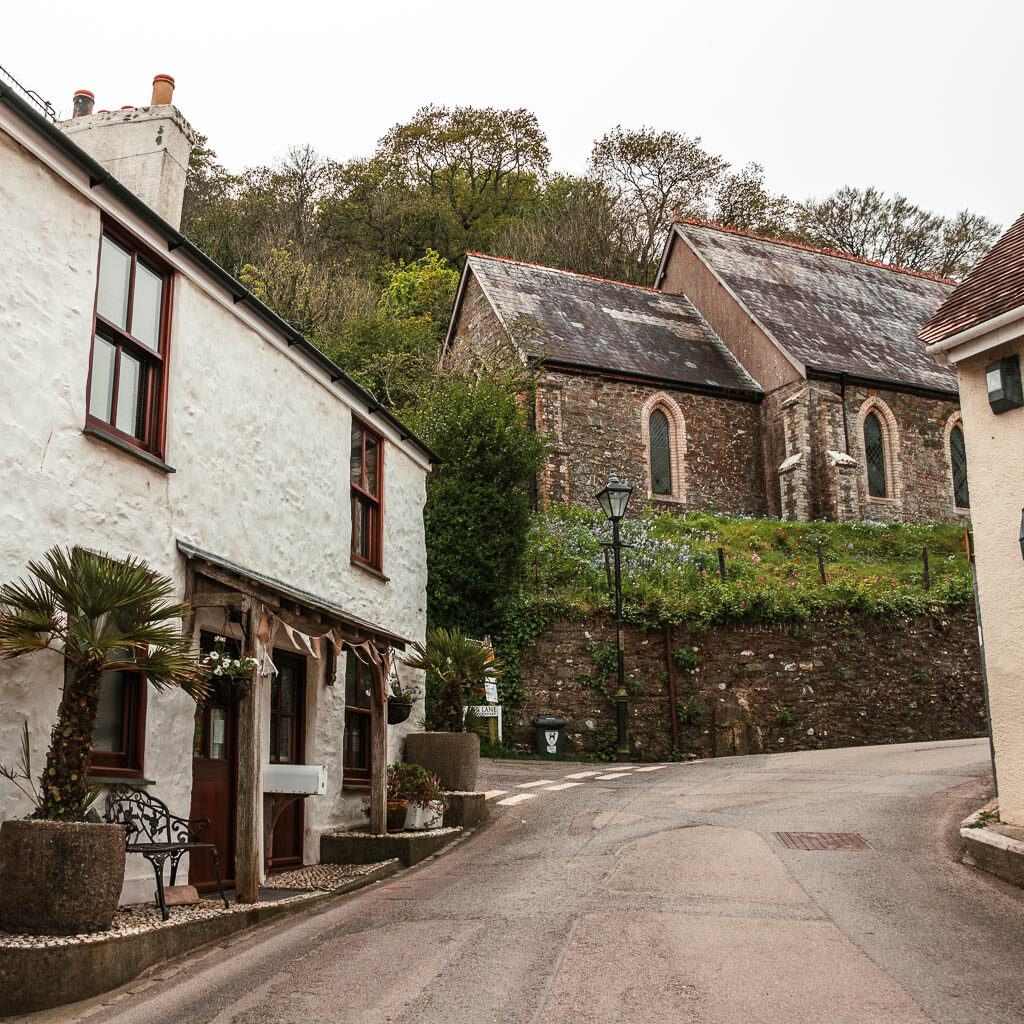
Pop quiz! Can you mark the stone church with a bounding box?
[444,220,971,524]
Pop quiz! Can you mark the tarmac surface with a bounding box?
[32,737,1024,1024]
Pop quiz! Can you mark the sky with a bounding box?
[4,0,1021,229]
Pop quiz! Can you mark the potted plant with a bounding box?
[388,762,447,831]
[0,547,204,935]
[402,628,501,793]
[387,677,417,725]
[201,636,257,706]
[368,769,409,832]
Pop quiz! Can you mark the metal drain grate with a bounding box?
[773,831,873,851]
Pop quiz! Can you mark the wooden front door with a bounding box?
[189,698,237,890]
[268,650,306,870]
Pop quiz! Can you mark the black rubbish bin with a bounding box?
[533,715,566,758]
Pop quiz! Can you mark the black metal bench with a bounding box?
[104,784,230,920]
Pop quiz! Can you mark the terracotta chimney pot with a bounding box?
[151,74,175,106]
[72,89,94,118]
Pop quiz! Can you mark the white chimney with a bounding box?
[57,75,195,229]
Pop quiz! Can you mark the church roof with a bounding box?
[919,211,1024,344]
[669,221,958,394]
[460,253,761,395]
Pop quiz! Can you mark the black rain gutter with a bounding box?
[805,366,959,402]
[0,83,439,466]
[543,358,763,403]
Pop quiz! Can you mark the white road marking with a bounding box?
[544,782,583,791]
[563,771,600,779]
[517,780,555,788]
[634,765,669,773]
[497,793,538,806]
[484,790,508,800]
[595,772,633,780]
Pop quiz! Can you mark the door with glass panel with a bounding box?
[189,634,238,891]
[268,651,306,869]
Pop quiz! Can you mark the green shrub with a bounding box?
[677,695,705,727]
[672,647,699,670]
[405,371,549,638]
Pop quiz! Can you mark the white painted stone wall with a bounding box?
[0,119,428,900]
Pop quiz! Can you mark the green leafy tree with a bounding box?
[0,548,204,821]
[490,174,631,280]
[589,126,728,283]
[377,105,550,261]
[319,312,440,409]
[712,162,795,238]
[405,370,549,636]
[378,249,459,327]
[795,186,1000,279]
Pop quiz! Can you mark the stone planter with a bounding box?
[0,819,126,935]
[404,731,480,792]
[403,800,444,831]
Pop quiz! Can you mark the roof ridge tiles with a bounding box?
[673,217,959,286]
[466,251,663,293]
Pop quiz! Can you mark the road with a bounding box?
[36,738,1024,1024]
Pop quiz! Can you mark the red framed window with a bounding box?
[87,224,173,457]
[350,419,383,569]
[80,657,148,778]
[343,649,372,786]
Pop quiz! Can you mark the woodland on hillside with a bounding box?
[180,106,998,642]
[182,104,1000,414]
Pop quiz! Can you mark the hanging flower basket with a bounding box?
[387,700,414,725]
[200,637,258,706]
[207,673,253,706]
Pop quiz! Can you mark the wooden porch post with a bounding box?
[236,600,269,903]
[368,660,388,836]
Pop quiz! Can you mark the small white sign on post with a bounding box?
[484,681,499,704]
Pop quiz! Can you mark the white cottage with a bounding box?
[0,75,433,903]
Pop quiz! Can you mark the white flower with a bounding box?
[210,651,219,661]
[215,635,226,643]
[234,659,241,668]
[213,667,223,676]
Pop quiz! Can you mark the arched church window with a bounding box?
[864,412,887,498]
[649,408,672,495]
[950,425,970,509]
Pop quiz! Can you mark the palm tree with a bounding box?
[403,627,501,732]
[0,547,205,821]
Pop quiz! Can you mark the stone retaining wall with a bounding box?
[511,610,985,761]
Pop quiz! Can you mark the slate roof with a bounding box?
[671,221,958,393]
[462,253,760,395]
[919,212,1024,345]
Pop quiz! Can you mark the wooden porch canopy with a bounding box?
[177,540,402,901]
[177,540,411,649]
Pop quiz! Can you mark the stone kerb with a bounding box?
[960,801,1024,889]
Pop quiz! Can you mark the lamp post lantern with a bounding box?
[595,471,633,761]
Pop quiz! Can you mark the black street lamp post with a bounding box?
[595,471,633,761]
